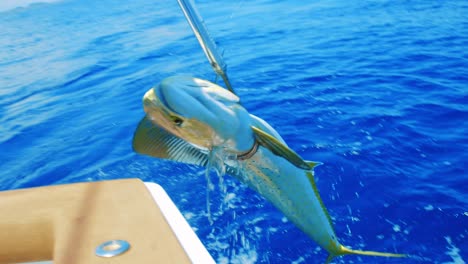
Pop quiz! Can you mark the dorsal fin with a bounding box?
[132,116,209,166]
[251,126,311,170]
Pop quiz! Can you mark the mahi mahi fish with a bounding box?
[132,76,405,263]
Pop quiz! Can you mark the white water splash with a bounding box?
[218,250,258,264]
[205,158,215,225]
[204,146,238,224]
[442,236,465,264]
[424,204,435,211]
[291,256,306,264]
[200,147,264,263]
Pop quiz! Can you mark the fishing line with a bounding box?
[177,0,235,94]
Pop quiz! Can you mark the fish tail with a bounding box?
[325,245,406,263]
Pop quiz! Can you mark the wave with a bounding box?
[0,0,61,12]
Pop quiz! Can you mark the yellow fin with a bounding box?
[132,115,208,166]
[326,245,406,263]
[251,126,311,170]
[340,245,406,257]
[133,115,244,177]
[306,161,321,169]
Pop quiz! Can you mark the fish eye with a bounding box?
[171,116,184,126]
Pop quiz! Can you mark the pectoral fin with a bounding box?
[133,116,209,166]
[251,126,311,170]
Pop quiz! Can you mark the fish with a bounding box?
[132,76,405,263]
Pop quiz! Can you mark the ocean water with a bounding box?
[0,0,467,263]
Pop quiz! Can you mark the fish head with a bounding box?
[142,76,254,152]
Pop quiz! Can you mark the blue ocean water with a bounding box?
[1,0,467,263]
